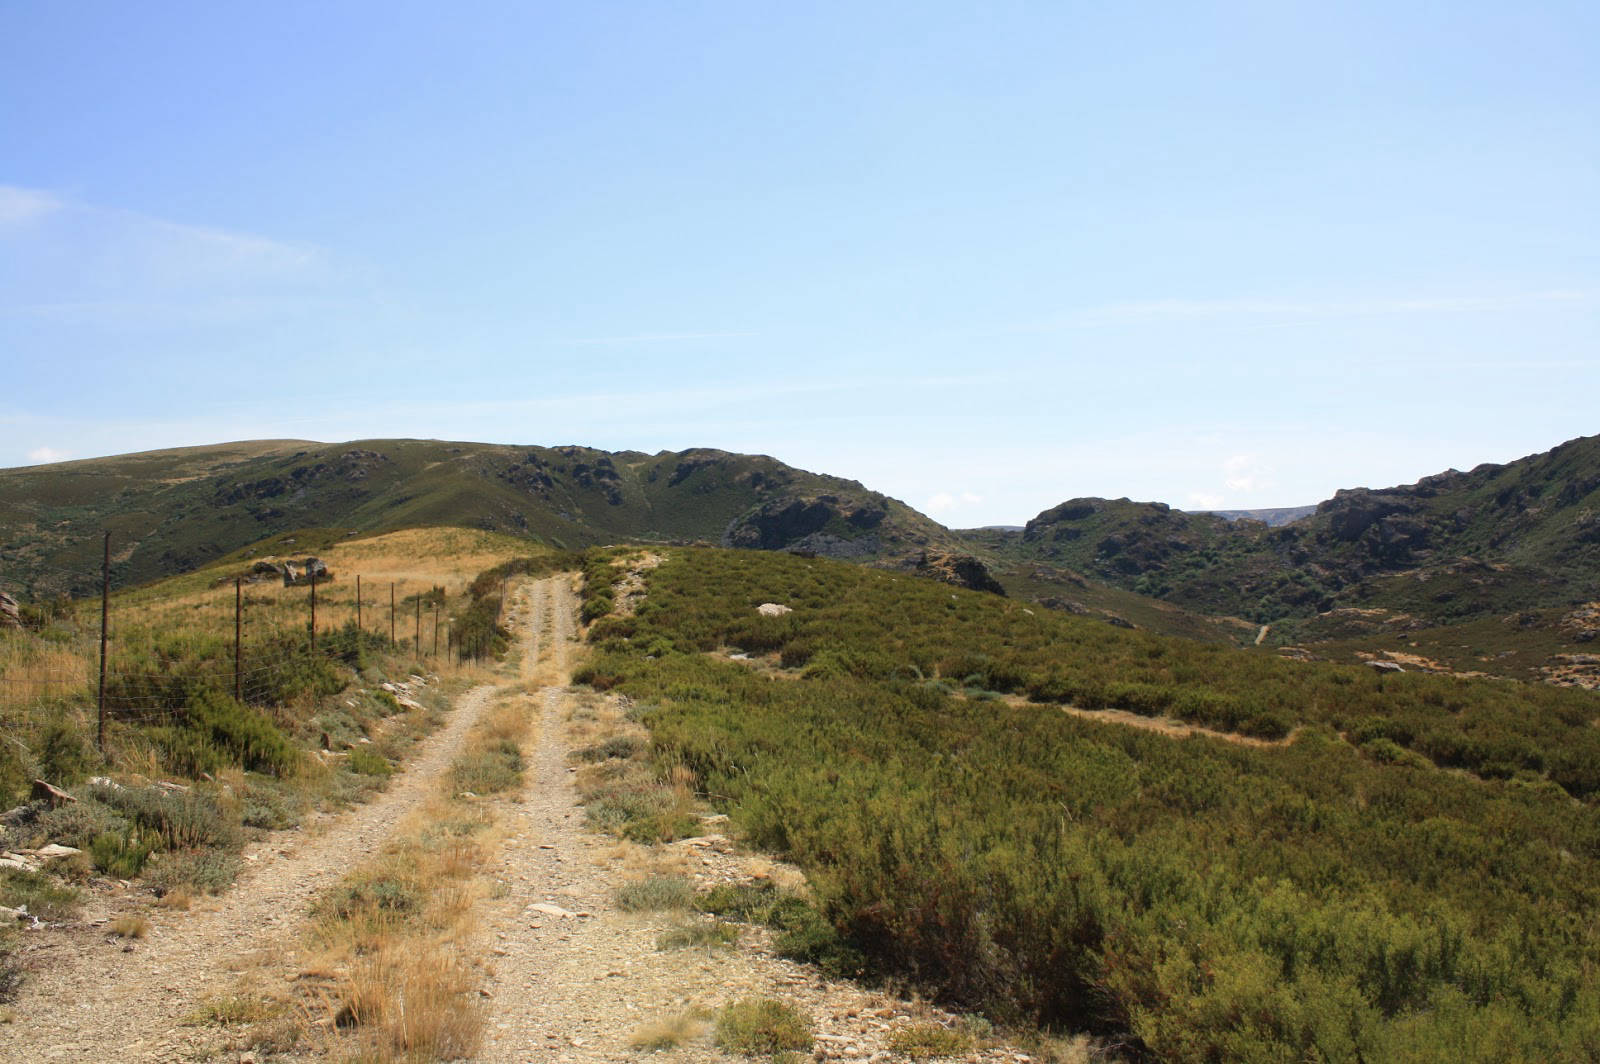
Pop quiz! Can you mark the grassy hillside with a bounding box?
[0,439,965,600]
[580,546,1600,1061]
[993,434,1600,628]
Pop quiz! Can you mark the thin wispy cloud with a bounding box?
[0,185,339,323]
[567,331,757,346]
[0,185,62,227]
[25,446,71,464]
[1096,290,1594,319]
[1006,289,1596,334]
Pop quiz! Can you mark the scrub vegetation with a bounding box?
[576,546,1600,1061]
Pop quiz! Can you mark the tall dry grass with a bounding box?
[0,633,91,710]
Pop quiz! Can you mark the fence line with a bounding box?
[0,532,499,746]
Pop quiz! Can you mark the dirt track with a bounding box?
[0,637,519,1060]
[7,573,1043,1063]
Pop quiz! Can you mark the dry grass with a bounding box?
[108,915,150,939]
[629,1008,711,1050]
[337,945,482,1060]
[155,886,193,911]
[0,634,90,710]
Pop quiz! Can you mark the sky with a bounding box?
[2,2,1596,526]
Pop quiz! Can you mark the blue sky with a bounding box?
[3,2,1595,525]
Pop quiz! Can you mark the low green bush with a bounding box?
[0,868,82,921]
[89,782,238,851]
[615,874,696,912]
[89,828,158,878]
[656,919,739,951]
[714,998,813,1055]
[449,739,522,794]
[321,874,421,921]
[347,746,393,777]
[144,848,241,895]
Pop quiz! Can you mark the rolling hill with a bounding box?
[0,439,967,600]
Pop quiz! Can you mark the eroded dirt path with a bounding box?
[0,660,520,1060]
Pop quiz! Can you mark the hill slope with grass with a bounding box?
[987,434,1600,627]
[0,439,966,600]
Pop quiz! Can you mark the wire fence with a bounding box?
[1,535,468,743]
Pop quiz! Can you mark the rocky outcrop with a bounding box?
[0,591,20,629]
[1561,603,1600,643]
[723,495,886,556]
[282,558,330,586]
[914,552,1005,596]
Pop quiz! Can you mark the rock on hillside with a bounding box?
[912,552,1006,595]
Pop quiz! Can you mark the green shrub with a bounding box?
[35,715,95,784]
[1362,737,1433,769]
[237,778,301,829]
[581,590,615,625]
[449,739,522,794]
[36,799,126,850]
[321,875,421,921]
[0,868,82,921]
[714,998,813,1055]
[656,919,739,951]
[90,828,158,878]
[615,875,696,912]
[182,689,299,777]
[887,1023,973,1058]
[145,848,241,895]
[574,735,643,762]
[347,746,393,777]
[89,782,238,851]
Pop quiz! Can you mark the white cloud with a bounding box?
[924,490,983,516]
[1187,491,1224,510]
[0,186,62,227]
[1223,453,1274,493]
[25,446,71,464]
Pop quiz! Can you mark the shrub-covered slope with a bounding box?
[580,546,1600,1061]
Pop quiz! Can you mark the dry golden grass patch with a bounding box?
[629,1008,711,1050]
[108,914,150,939]
[0,636,90,710]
